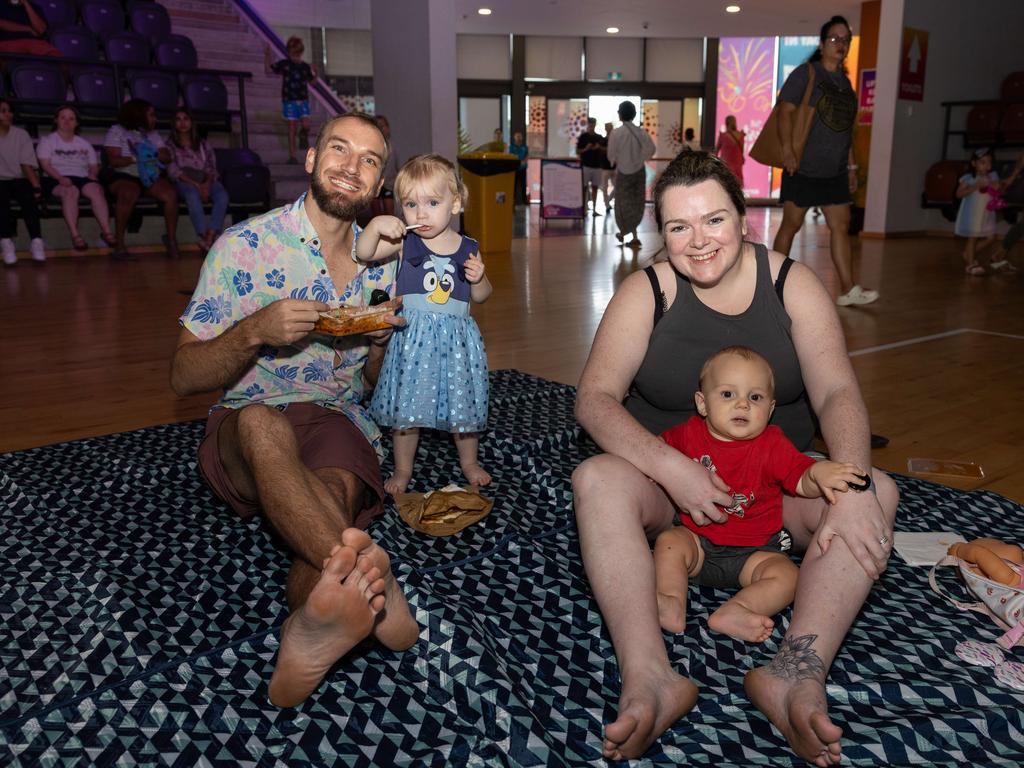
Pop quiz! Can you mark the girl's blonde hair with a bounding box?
[395,154,468,208]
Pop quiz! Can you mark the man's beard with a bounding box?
[309,164,377,220]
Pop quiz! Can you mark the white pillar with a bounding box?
[863,0,904,235]
[370,0,458,163]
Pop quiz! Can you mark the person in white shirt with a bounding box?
[0,98,46,264]
[606,101,656,249]
[37,104,115,252]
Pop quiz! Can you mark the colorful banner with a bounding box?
[717,37,776,198]
[858,69,876,125]
[777,36,819,89]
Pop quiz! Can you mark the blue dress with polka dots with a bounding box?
[368,234,488,433]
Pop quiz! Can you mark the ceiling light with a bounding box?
[478,7,491,15]
[726,5,741,12]
[607,27,619,34]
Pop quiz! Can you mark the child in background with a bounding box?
[989,153,1024,273]
[653,346,867,643]
[356,154,493,494]
[264,37,316,165]
[955,147,1022,275]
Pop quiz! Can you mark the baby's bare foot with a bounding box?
[384,470,412,496]
[342,528,420,651]
[268,545,379,708]
[708,601,775,643]
[461,461,491,487]
[656,592,687,634]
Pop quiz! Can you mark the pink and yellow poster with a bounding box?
[717,37,776,198]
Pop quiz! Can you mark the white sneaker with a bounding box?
[836,285,879,306]
[1,238,15,266]
[30,238,46,263]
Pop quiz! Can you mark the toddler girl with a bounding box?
[356,154,493,494]
[956,147,1005,275]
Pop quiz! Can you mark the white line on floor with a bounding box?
[849,328,1024,357]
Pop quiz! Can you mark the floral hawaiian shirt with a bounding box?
[179,193,397,459]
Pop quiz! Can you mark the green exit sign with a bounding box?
[607,71,622,80]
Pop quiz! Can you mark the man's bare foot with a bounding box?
[708,601,775,643]
[268,544,382,708]
[384,470,412,496]
[656,592,686,634]
[745,666,843,767]
[602,665,698,761]
[341,528,420,651]
[461,461,491,487]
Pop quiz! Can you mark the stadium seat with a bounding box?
[80,0,126,41]
[37,0,77,31]
[217,150,271,208]
[183,75,227,115]
[9,62,66,122]
[155,34,198,70]
[965,104,1002,147]
[50,26,102,61]
[72,66,120,120]
[105,31,151,66]
[129,3,171,46]
[1000,103,1024,144]
[922,160,967,221]
[1001,72,1024,105]
[127,70,179,112]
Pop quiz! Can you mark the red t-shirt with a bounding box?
[660,415,816,546]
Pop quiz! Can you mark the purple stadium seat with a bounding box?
[129,3,171,46]
[183,75,227,114]
[128,70,179,112]
[37,0,77,31]
[105,32,152,67]
[10,62,65,104]
[80,0,126,41]
[50,27,102,61]
[155,35,198,70]
[72,67,120,118]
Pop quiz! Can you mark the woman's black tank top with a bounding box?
[623,242,815,450]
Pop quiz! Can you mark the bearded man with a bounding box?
[170,113,419,708]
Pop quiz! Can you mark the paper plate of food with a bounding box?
[314,291,402,337]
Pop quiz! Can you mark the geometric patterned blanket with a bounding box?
[2,371,1023,766]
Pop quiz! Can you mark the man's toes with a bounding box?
[341,527,373,554]
[322,545,357,577]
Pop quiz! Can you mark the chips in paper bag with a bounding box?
[394,484,493,536]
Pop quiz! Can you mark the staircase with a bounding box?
[165,0,335,204]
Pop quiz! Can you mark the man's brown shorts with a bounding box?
[197,402,384,529]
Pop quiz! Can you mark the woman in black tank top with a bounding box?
[572,151,898,763]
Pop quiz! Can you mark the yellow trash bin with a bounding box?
[458,152,519,253]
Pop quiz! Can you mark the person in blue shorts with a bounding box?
[265,37,317,164]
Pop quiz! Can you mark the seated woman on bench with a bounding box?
[101,99,180,260]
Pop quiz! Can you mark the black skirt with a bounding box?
[779,171,850,208]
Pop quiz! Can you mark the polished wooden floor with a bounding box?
[2,205,1022,502]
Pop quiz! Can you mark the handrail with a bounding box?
[229,0,347,118]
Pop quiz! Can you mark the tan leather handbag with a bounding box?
[749,63,817,169]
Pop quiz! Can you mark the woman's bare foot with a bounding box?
[745,666,843,767]
[384,470,412,495]
[708,601,775,642]
[268,544,382,708]
[656,592,686,634]
[602,664,698,761]
[341,528,420,651]
[461,461,491,487]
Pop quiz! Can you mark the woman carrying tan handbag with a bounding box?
[770,15,878,307]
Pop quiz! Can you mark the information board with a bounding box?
[540,159,584,220]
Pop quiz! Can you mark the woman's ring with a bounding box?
[879,535,890,547]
